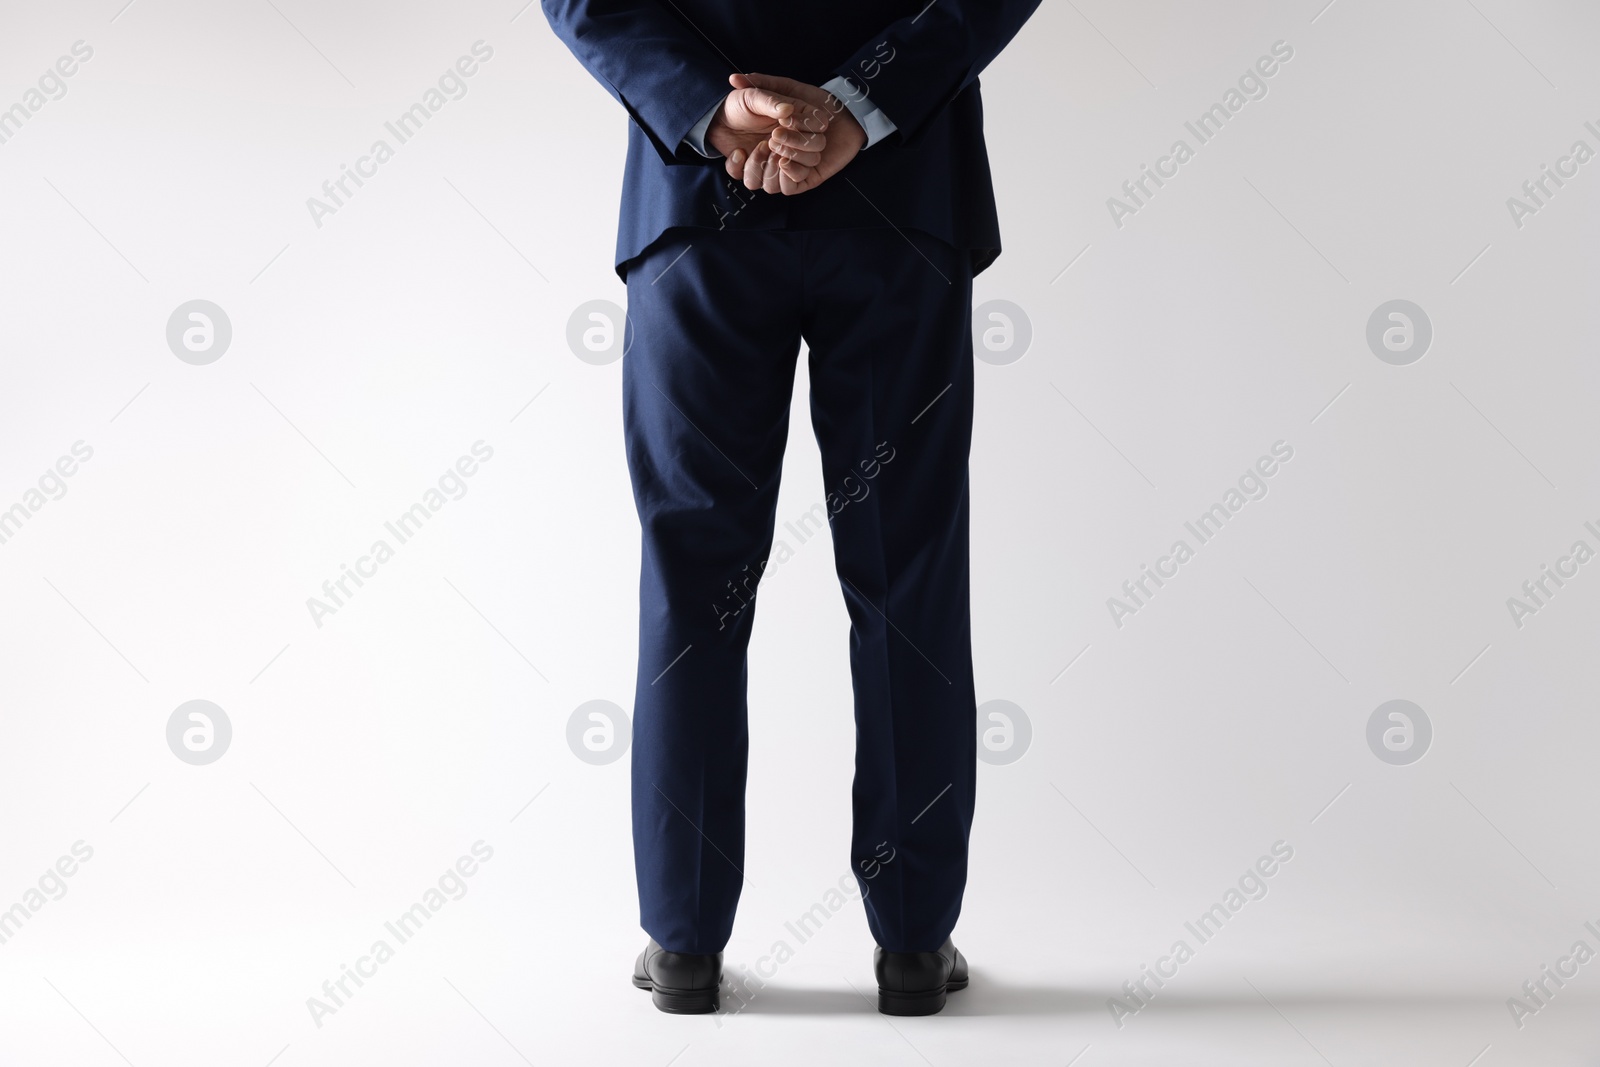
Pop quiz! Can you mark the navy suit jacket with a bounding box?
[541,0,1042,279]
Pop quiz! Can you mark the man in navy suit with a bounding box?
[542,0,1041,1015]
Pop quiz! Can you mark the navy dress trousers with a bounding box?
[543,0,1041,955]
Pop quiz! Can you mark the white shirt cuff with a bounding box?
[684,99,722,158]
[821,75,897,149]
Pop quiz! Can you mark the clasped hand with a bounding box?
[705,72,866,196]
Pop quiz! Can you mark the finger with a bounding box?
[783,103,830,133]
[743,140,768,190]
[776,157,814,195]
[767,138,822,167]
[771,126,826,152]
[726,146,746,181]
[762,148,782,195]
[791,102,834,134]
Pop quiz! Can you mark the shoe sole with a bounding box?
[633,975,718,1014]
[878,976,967,1016]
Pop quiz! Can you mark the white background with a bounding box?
[1,1,1597,1064]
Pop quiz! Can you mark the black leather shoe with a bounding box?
[631,938,722,1014]
[874,937,968,1016]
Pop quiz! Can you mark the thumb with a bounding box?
[741,72,833,132]
[732,86,796,124]
[738,71,807,97]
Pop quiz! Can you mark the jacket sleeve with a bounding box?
[541,0,733,165]
[829,0,1043,145]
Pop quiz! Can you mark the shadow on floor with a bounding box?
[724,969,1105,1017]
[721,970,1513,1017]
